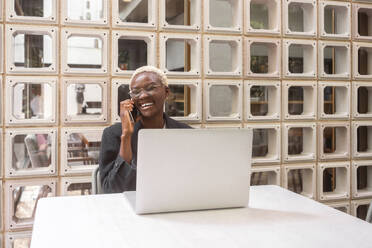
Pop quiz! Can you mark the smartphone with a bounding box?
[128,104,139,123]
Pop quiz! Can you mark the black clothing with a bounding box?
[99,114,191,193]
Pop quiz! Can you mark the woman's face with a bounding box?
[130,72,169,118]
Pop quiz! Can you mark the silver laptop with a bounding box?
[124,129,252,214]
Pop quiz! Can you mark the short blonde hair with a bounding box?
[129,66,168,89]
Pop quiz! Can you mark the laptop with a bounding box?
[124,129,252,214]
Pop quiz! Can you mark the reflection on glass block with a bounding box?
[117,84,130,116]
[166,0,190,25]
[209,85,236,117]
[324,5,348,35]
[67,84,102,117]
[358,9,372,37]
[358,87,371,114]
[250,43,268,73]
[251,171,275,185]
[118,39,147,71]
[14,34,52,68]
[13,237,31,248]
[166,39,191,72]
[288,128,303,155]
[252,129,268,157]
[357,204,369,220]
[14,0,52,17]
[288,86,303,115]
[165,85,191,117]
[12,83,53,120]
[209,41,232,72]
[210,0,233,28]
[323,168,338,192]
[357,166,371,191]
[288,3,303,32]
[288,44,304,73]
[67,133,101,166]
[323,46,347,75]
[250,86,268,116]
[358,47,372,75]
[287,169,304,193]
[12,134,51,170]
[119,0,148,23]
[323,127,336,153]
[357,126,372,153]
[67,0,103,21]
[335,206,347,213]
[67,182,92,196]
[67,36,102,69]
[324,86,335,114]
[250,3,268,29]
[13,185,52,223]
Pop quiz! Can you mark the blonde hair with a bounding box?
[129,66,168,88]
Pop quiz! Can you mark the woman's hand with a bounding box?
[120,99,135,136]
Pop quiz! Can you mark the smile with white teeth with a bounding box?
[141,103,154,109]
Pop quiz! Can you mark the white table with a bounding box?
[31,186,372,248]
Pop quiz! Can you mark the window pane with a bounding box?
[14,0,52,17]
[12,83,53,120]
[13,185,52,223]
[66,182,92,196]
[357,204,369,220]
[67,84,102,117]
[209,85,235,117]
[210,0,233,28]
[119,0,148,23]
[67,36,102,69]
[250,86,268,116]
[210,41,232,72]
[14,34,52,68]
[165,85,191,117]
[324,86,335,114]
[288,86,304,115]
[166,39,191,72]
[118,39,147,71]
[166,0,190,25]
[12,133,52,169]
[13,237,31,248]
[67,132,101,167]
[288,3,304,32]
[251,171,276,186]
[67,0,103,21]
[288,128,303,155]
[358,87,370,114]
[323,168,336,192]
[251,43,268,73]
[252,129,268,157]
[287,169,304,194]
[288,45,304,73]
[250,3,268,29]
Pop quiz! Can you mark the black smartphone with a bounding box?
[118,85,140,122]
[128,104,139,123]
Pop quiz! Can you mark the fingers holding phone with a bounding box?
[120,99,135,135]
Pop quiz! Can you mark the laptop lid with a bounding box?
[133,129,252,214]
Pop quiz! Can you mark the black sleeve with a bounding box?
[98,127,136,193]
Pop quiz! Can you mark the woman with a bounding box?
[99,66,191,193]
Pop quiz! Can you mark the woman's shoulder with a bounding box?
[103,122,122,137]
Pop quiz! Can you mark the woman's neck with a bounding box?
[141,113,165,128]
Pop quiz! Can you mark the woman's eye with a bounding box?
[146,85,156,91]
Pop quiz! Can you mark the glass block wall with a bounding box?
[1,0,372,246]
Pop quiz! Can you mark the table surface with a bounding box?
[31,185,372,248]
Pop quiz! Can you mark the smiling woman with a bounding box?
[98,66,192,193]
